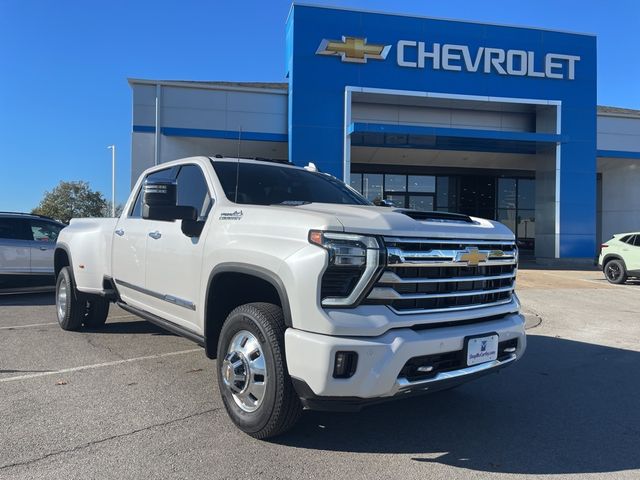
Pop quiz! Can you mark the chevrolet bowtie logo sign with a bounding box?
[316,36,391,63]
[455,248,489,267]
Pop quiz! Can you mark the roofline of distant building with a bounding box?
[128,79,640,118]
[127,78,288,95]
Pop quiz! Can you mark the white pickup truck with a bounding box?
[54,156,526,438]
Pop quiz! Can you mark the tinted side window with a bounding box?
[621,235,632,244]
[129,167,179,218]
[176,165,212,220]
[0,219,32,241]
[30,220,63,242]
[633,235,640,247]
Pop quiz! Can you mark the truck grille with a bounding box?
[365,237,517,315]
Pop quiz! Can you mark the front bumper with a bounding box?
[285,312,526,409]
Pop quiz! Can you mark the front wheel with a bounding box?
[604,259,627,284]
[216,302,302,439]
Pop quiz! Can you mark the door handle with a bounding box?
[39,246,48,251]
[148,231,162,240]
[115,229,125,236]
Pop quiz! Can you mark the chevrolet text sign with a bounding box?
[317,36,581,80]
[397,41,580,80]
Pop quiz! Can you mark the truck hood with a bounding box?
[290,203,514,240]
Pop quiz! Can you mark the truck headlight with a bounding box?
[309,230,384,307]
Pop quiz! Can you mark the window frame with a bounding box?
[128,163,215,220]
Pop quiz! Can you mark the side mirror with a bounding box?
[142,181,197,221]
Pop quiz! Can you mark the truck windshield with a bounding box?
[211,161,370,206]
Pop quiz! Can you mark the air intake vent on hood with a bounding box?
[396,209,474,224]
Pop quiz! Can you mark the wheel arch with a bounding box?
[602,254,626,271]
[203,263,292,359]
[54,243,74,278]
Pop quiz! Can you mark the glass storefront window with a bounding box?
[409,195,434,211]
[437,176,449,208]
[496,209,517,234]
[498,178,516,209]
[408,175,435,193]
[518,179,535,210]
[362,173,383,203]
[384,194,406,207]
[517,209,535,251]
[350,173,362,193]
[384,174,406,192]
[517,210,535,238]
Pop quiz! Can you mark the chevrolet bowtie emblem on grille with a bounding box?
[316,36,391,63]
[455,248,489,266]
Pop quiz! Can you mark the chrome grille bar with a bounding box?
[387,298,514,316]
[388,259,517,268]
[378,271,517,284]
[387,247,517,268]
[368,285,514,301]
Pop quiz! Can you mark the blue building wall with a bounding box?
[286,5,597,258]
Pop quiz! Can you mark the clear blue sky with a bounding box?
[1,0,638,212]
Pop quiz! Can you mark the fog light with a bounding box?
[333,351,358,378]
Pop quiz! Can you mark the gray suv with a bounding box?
[0,212,65,291]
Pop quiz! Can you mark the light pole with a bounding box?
[107,145,116,217]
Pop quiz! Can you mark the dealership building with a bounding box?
[129,4,640,260]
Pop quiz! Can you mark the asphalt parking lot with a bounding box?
[1,267,639,480]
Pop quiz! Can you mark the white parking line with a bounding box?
[0,315,135,331]
[0,322,57,330]
[0,348,202,383]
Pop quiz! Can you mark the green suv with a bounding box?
[598,232,640,284]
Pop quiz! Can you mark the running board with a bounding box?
[116,302,205,347]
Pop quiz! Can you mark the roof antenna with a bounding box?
[234,126,242,203]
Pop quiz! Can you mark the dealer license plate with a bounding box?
[466,334,499,366]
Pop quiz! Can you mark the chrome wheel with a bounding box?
[57,278,68,322]
[606,263,621,281]
[221,330,267,413]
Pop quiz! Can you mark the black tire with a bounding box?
[55,266,86,331]
[216,302,302,439]
[604,259,627,284]
[84,297,110,328]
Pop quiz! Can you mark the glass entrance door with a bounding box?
[497,178,535,254]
